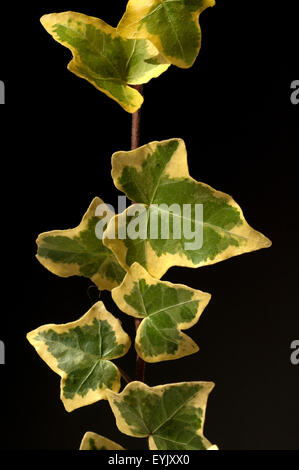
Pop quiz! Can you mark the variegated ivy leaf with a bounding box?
[107,381,216,450]
[118,0,215,68]
[27,301,131,412]
[112,262,211,362]
[103,138,272,279]
[36,197,125,291]
[41,11,170,113]
[80,432,125,450]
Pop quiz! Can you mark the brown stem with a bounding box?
[131,85,143,150]
[131,85,146,382]
[118,367,132,384]
[135,319,145,382]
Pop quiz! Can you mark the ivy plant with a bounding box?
[28,2,272,451]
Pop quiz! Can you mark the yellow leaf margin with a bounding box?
[104,138,272,279]
[107,380,216,449]
[117,0,216,68]
[112,262,211,362]
[36,197,122,291]
[80,432,125,450]
[41,11,169,113]
[27,301,131,412]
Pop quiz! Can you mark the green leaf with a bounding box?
[80,432,125,450]
[36,197,126,291]
[27,301,131,412]
[118,0,215,68]
[112,262,211,362]
[107,381,216,450]
[103,138,272,279]
[41,11,170,113]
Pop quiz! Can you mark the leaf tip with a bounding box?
[40,12,57,31]
[264,236,272,249]
[254,231,272,251]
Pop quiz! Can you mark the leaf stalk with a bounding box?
[131,85,145,382]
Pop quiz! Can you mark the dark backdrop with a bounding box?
[0,1,298,450]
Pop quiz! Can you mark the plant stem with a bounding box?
[135,345,145,382]
[118,367,132,384]
[131,85,143,150]
[131,85,145,383]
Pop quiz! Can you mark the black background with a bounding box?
[0,1,298,451]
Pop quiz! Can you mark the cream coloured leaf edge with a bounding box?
[105,138,272,278]
[112,262,211,362]
[41,12,169,112]
[107,381,216,450]
[117,0,216,68]
[27,301,131,412]
[80,432,125,450]
[36,197,121,291]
